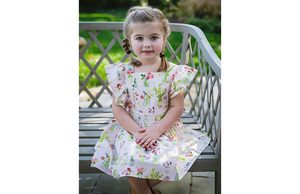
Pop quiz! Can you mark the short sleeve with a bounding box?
[105,63,128,108]
[169,65,198,98]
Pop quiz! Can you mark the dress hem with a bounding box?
[90,138,211,182]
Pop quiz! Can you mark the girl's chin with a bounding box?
[137,56,160,62]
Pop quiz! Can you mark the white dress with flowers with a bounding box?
[91,62,210,181]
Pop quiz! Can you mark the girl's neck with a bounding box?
[135,56,161,72]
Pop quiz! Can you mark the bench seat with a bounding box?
[79,108,219,174]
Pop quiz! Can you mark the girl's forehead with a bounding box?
[130,21,164,35]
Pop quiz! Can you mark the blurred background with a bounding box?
[79,0,221,89]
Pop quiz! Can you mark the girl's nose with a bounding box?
[143,39,151,47]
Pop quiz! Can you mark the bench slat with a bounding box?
[79,154,218,173]
[80,107,195,113]
[76,154,218,174]
[79,112,193,118]
[79,107,113,113]
[79,123,201,131]
[79,144,215,156]
[79,131,102,138]
[79,124,108,130]
[79,117,198,124]
[79,128,204,138]
[80,113,114,118]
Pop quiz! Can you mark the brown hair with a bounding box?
[122,6,171,72]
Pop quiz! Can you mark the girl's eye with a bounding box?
[151,36,158,40]
[137,37,143,41]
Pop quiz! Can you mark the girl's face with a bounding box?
[129,22,165,64]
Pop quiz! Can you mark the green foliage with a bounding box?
[178,0,221,19]
[185,17,221,34]
[150,168,163,179]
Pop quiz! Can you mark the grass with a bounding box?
[79,9,221,89]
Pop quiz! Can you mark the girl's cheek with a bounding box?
[132,43,141,54]
[154,43,163,53]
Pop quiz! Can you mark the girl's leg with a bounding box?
[127,177,152,194]
[147,179,162,188]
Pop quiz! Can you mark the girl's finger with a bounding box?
[142,138,151,148]
[146,140,156,150]
[137,134,146,144]
[139,136,148,146]
[138,128,147,132]
[150,142,156,150]
[146,143,153,150]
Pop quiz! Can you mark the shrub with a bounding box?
[185,17,221,34]
[178,0,221,19]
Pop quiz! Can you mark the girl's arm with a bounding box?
[112,94,158,148]
[137,91,184,150]
[112,94,142,138]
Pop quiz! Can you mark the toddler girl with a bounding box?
[91,6,210,194]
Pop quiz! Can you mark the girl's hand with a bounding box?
[132,130,145,140]
[137,128,158,151]
[134,129,157,151]
[136,127,160,151]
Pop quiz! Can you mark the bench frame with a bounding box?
[79,22,221,194]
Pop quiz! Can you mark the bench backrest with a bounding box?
[79,22,221,156]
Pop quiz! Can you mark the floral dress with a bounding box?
[91,62,210,181]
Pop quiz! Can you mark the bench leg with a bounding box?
[215,171,219,194]
[215,170,221,194]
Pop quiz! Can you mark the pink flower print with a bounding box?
[101,156,105,160]
[163,176,170,181]
[188,69,191,73]
[127,70,134,74]
[171,74,175,81]
[146,72,154,79]
[91,158,97,163]
[140,95,144,99]
[137,167,144,174]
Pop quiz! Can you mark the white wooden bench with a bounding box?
[79,22,221,194]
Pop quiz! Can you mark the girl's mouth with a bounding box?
[142,51,153,54]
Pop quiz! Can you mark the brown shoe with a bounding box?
[151,188,162,194]
[129,187,137,194]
